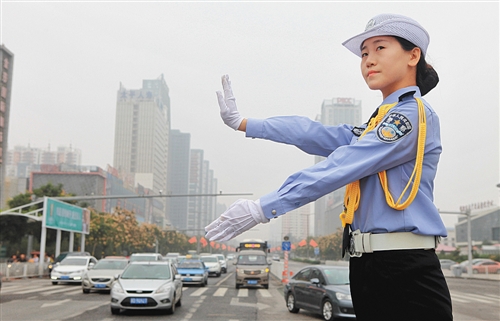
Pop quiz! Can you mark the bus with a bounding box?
[236,239,270,253]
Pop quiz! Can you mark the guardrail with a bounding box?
[0,262,50,280]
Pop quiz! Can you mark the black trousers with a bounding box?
[349,249,453,321]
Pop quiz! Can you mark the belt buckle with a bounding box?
[349,230,362,258]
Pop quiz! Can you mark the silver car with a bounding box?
[82,258,129,293]
[51,256,97,285]
[110,261,182,315]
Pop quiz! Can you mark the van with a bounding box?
[234,250,270,289]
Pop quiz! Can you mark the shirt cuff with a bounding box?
[260,190,286,220]
[245,118,265,139]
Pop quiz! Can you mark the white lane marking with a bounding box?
[452,293,493,304]
[237,288,248,297]
[258,289,272,297]
[215,272,233,286]
[42,287,81,295]
[190,287,208,296]
[41,298,71,307]
[213,287,227,296]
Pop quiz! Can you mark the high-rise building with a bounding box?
[314,97,362,237]
[113,75,170,225]
[166,129,191,230]
[186,149,217,236]
[0,45,14,208]
[281,203,312,242]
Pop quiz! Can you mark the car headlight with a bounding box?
[156,284,172,294]
[112,282,124,293]
[335,292,352,301]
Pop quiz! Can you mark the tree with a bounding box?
[317,228,344,261]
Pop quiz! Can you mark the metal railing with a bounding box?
[0,262,50,280]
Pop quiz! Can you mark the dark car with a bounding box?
[284,265,356,321]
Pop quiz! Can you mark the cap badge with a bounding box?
[365,19,376,31]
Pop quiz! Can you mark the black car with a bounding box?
[284,265,356,321]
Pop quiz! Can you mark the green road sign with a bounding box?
[44,198,90,234]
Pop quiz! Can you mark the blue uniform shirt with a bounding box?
[246,86,447,237]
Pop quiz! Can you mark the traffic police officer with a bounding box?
[206,13,453,321]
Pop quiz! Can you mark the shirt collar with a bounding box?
[381,86,421,105]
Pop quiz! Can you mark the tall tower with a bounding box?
[166,129,191,230]
[314,97,362,237]
[113,75,170,224]
[0,45,14,208]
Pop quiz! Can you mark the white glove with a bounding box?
[216,74,244,130]
[205,199,269,241]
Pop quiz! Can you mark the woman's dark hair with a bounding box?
[394,36,439,96]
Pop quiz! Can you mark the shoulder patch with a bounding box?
[376,112,413,143]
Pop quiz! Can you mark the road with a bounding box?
[0,261,498,321]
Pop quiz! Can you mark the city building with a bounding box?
[455,206,500,246]
[314,97,362,237]
[113,75,170,225]
[0,45,14,208]
[281,203,312,243]
[166,129,191,230]
[186,149,217,236]
[4,144,81,205]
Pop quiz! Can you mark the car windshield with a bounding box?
[93,260,128,270]
[130,256,157,262]
[121,264,171,279]
[178,261,204,269]
[237,255,267,265]
[60,258,87,266]
[323,268,350,285]
[201,256,218,263]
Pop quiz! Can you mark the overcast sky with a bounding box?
[1,1,498,239]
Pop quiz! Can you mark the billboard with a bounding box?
[43,198,90,234]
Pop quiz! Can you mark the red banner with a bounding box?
[210,241,215,248]
[221,244,226,250]
[200,237,208,247]
[188,236,197,244]
[309,239,318,247]
[298,239,307,247]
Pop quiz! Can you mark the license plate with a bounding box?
[247,280,258,285]
[184,278,192,281]
[130,298,148,304]
[60,276,70,280]
[94,284,106,288]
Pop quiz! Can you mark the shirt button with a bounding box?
[271,210,277,215]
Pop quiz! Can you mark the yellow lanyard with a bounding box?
[339,98,427,227]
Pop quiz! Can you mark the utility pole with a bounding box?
[439,208,472,277]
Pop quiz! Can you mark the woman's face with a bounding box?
[360,36,420,98]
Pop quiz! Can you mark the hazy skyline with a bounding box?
[2,1,498,239]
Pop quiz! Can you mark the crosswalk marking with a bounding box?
[42,287,81,295]
[237,288,248,297]
[213,288,227,297]
[258,289,272,297]
[451,292,494,304]
[190,287,208,296]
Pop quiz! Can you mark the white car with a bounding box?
[214,254,227,273]
[200,255,221,277]
[51,256,98,285]
[82,257,129,293]
[110,261,182,315]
